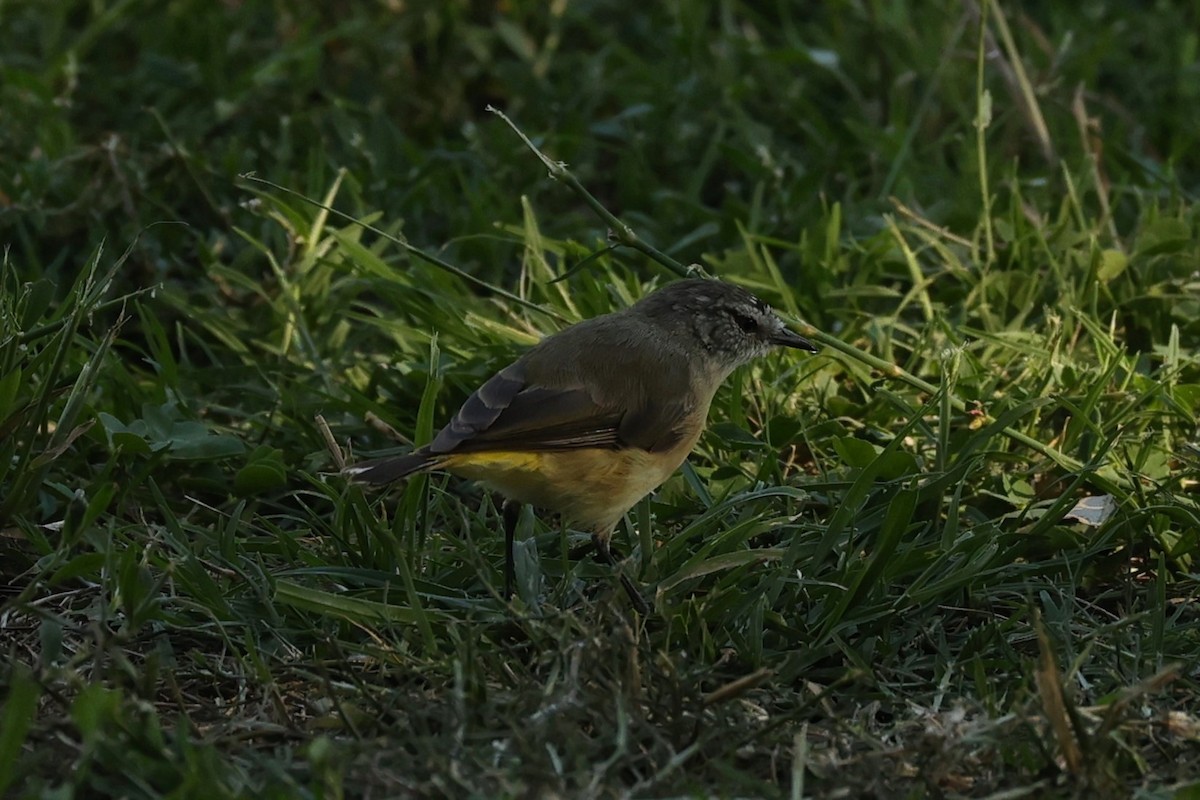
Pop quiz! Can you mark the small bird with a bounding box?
[346,278,818,610]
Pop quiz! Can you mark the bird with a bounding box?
[345,278,818,611]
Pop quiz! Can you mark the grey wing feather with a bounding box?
[429,362,527,453]
[426,317,701,456]
[432,378,625,454]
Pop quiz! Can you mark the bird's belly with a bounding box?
[440,444,693,534]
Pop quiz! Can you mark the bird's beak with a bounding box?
[771,328,819,353]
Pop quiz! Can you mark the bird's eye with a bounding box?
[729,310,758,333]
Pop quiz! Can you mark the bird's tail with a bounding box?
[343,449,441,485]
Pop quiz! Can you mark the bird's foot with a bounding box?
[592,533,650,614]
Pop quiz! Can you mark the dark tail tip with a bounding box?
[343,450,435,485]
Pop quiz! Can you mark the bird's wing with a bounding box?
[429,324,697,455]
[429,362,626,453]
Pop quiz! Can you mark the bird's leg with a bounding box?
[592,532,650,614]
[502,500,521,601]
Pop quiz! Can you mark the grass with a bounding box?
[2,1,1200,797]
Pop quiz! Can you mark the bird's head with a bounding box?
[633,278,818,375]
